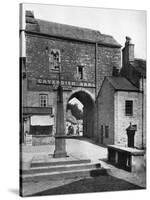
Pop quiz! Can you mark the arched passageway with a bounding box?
[66,90,95,138]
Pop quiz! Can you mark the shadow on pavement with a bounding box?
[8,188,19,195]
[28,174,145,197]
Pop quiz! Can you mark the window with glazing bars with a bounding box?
[40,94,48,107]
[125,100,133,116]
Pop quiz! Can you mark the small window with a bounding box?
[77,66,84,80]
[105,126,109,138]
[112,66,119,76]
[125,100,133,116]
[49,49,61,71]
[40,94,48,107]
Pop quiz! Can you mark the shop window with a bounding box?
[125,100,133,116]
[30,125,53,135]
[40,94,48,107]
[105,126,109,138]
[77,66,84,80]
[49,49,61,71]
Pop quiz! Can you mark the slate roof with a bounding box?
[25,10,121,47]
[131,59,146,77]
[106,77,139,92]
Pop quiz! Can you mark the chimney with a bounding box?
[25,10,40,32]
[122,36,134,68]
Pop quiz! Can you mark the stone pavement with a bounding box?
[21,138,146,196]
[21,138,107,169]
[30,175,143,197]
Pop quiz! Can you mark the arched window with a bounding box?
[49,49,61,71]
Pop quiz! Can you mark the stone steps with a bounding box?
[21,155,109,182]
[22,162,101,175]
[30,158,91,168]
[22,165,109,182]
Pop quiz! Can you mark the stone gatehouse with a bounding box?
[20,10,122,145]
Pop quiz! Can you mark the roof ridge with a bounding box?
[37,19,101,34]
[26,17,121,47]
[100,33,114,38]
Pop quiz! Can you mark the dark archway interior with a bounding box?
[67,91,95,138]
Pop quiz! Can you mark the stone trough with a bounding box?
[107,145,145,172]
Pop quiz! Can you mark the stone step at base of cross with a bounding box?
[21,166,109,182]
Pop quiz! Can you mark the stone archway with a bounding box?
[66,90,95,138]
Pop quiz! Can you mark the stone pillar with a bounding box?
[53,85,67,158]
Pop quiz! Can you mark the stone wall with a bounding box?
[25,90,56,108]
[32,136,55,146]
[96,79,115,145]
[114,91,143,148]
[96,46,121,95]
[26,34,96,83]
[139,78,146,148]
[26,34,121,96]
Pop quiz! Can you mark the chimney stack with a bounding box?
[122,36,134,68]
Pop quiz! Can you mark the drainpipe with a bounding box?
[95,42,98,142]
[141,75,144,149]
[95,43,98,97]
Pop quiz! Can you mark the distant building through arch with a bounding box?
[66,89,95,137]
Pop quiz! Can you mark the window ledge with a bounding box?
[125,114,133,117]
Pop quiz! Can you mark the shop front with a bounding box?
[23,107,54,145]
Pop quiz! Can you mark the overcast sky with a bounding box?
[23,3,146,59]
